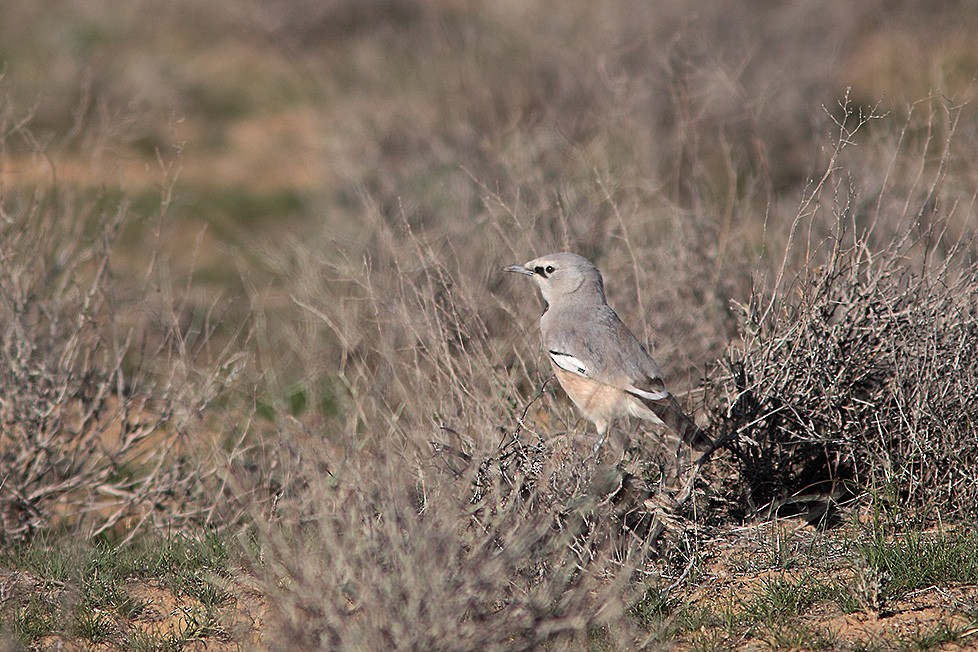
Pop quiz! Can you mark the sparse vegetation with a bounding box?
[858,527,978,604]
[0,531,241,649]
[2,0,978,650]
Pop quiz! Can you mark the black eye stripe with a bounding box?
[534,266,545,276]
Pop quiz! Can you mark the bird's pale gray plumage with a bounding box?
[505,252,712,454]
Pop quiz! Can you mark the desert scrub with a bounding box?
[709,97,978,519]
[0,108,240,540]
[246,236,665,649]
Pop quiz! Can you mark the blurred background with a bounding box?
[4,1,977,386]
[4,0,977,285]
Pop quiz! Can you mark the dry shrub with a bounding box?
[709,98,978,519]
[245,204,714,649]
[0,109,238,541]
[257,441,657,651]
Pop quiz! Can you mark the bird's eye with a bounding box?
[545,265,555,274]
[534,266,546,276]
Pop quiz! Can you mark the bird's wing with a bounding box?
[550,346,713,451]
[624,373,714,451]
[544,304,661,389]
[543,307,713,451]
[548,346,668,400]
[618,341,714,451]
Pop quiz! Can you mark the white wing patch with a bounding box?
[549,350,588,376]
[625,385,670,402]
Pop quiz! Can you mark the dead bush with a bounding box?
[243,202,716,649]
[709,99,978,519]
[256,436,663,651]
[0,112,237,541]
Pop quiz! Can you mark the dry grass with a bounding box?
[2,1,978,649]
[709,97,978,520]
[0,101,242,542]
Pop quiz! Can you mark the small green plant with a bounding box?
[673,604,728,634]
[2,536,75,582]
[761,621,839,650]
[2,597,57,646]
[628,587,671,630]
[896,621,967,651]
[829,577,867,615]
[176,603,227,642]
[121,629,186,652]
[687,628,734,652]
[71,606,115,643]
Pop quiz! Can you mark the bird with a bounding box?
[505,252,713,459]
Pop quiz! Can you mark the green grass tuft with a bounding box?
[859,529,978,602]
[744,574,831,623]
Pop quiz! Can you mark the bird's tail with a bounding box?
[647,394,714,452]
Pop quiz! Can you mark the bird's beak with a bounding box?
[504,264,533,276]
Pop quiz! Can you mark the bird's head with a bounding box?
[504,252,605,306]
